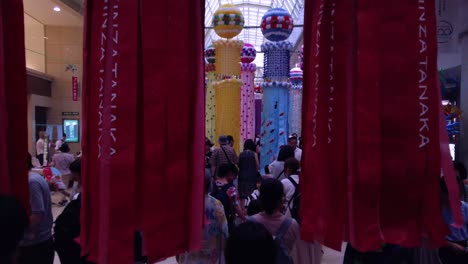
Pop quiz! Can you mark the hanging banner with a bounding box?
[301,0,349,250]
[72,76,78,101]
[301,0,459,251]
[81,0,139,262]
[0,0,30,210]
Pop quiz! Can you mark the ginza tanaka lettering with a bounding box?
[418,0,430,149]
[98,0,119,158]
[327,2,336,144]
[312,1,324,147]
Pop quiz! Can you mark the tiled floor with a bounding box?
[154,245,346,264]
[52,193,345,264]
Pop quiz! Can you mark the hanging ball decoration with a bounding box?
[205,45,216,63]
[261,8,294,42]
[212,4,244,39]
[241,43,257,63]
[290,67,303,84]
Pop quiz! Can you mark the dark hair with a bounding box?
[227,135,234,144]
[63,133,67,138]
[277,145,295,162]
[264,165,270,174]
[260,178,284,215]
[27,153,33,170]
[59,143,70,153]
[288,136,298,142]
[243,139,256,152]
[284,158,300,175]
[0,195,28,263]
[70,157,81,173]
[247,199,263,216]
[454,161,467,180]
[440,175,466,202]
[217,164,238,178]
[205,172,212,194]
[225,221,276,264]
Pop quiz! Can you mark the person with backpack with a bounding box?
[53,157,94,264]
[268,145,295,181]
[281,158,301,222]
[211,163,246,232]
[281,158,323,264]
[249,178,299,263]
[210,135,239,180]
[225,221,276,264]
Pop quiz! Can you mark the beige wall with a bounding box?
[44,25,83,154]
[24,14,46,72]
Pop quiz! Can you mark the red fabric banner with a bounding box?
[81,0,204,262]
[301,0,349,250]
[301,0,460,251]
[349,0,383,251]
[139,0,204,261]
[81,1,139,262]
[0,0,29,209]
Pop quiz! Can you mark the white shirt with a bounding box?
[281,175,299,216]
[294,148,302,162]
[268,160,285,180]
[55,139,64,151]
[36,138,45,155]
[282,175,299,204]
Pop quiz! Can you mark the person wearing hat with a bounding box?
[210,135,239,180]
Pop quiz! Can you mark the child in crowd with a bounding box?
[245,177,263,216]
[43,167,70,206]
[211,164,246,232]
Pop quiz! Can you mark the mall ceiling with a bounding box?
[23,0,82,26]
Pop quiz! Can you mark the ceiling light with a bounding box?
[53,6,61,12]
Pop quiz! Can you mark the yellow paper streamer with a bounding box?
[215,79,242,153]
[205,71,217,142]
[214,39,243,78]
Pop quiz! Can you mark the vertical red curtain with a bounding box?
[301,0,461,251]
[0,0,29,209]
[81,0,204,263]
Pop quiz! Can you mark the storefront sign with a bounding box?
[72,76,78,101]
[62,111,79,116]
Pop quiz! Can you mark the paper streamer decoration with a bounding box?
[241,63,256,143]
[213,39,244,78]
[81,0,204,262]
[212,4,244,39]
[262,41,293,81]
[241,43,256,63]
[299,45,304,70]
[261,8,294,42]
[300,0,458,252]
[205,45,216,64]
[255,93,262,136]
[289,67,303,135]
[259,82,291,169]
[206,64,216,142]
[215,79,242,152]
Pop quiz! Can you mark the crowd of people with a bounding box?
[1,132,468,264]
[194,134,321,264]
